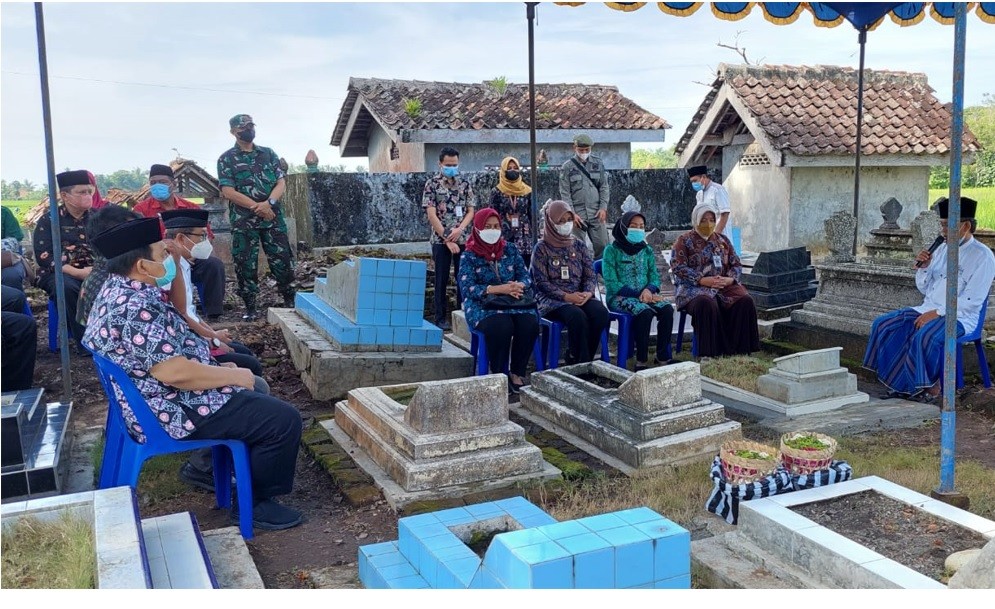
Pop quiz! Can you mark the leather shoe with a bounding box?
[178,462,216,493]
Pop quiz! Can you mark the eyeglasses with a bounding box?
[182,232,208,242]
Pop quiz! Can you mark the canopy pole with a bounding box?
[850,26,867,257]
[936,1,968,500]
[526,2,539,238]
[34,2,72,398]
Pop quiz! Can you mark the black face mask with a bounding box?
[505,170,520,181]
[239,128,256,143]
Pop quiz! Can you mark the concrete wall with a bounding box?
[284,168,695,248]
[788,166,929,251]
[421,143,633,172]
[721,144,792,252]
[369,127,426,173]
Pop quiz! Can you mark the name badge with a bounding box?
[455,206,464,217]
[712,254,723,269]
[510,215,520,228]
[561,266,570,280]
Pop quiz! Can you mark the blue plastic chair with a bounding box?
[89,351,256,539]
[675,309,699,357]
[956,297,992,389]
[592,259,672,368]
[540,317,610,370]
[469,318,546,377]
[21,299,33,318]
[47,300,73,353]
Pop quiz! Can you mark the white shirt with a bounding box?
[914,237,995,335]
[163,256,200,323]
[696,181,732,235]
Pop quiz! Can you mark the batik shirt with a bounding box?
[422,173,475,245]
[670,230,743,311]
[530,240,597,318]
[457,243,534,329]
[217,144,285,230]
[33,204,93,283]
[83,274,242,441]
[489,189,534,256]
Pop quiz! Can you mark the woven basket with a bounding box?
[779,431,838,475]
[719,440,779,485]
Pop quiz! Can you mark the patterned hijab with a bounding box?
[465,208,506,261]
[542,200,575,249]
[496,156,531,197]
[611,211,648,256]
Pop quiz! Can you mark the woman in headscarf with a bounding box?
[671,202,760,358]
[457,208,540,393]
[531,200,609,365]
[602,211,674,370]
[488,156,535,267]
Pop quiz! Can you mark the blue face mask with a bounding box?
[626,228,646,244]
[441,166,459,178]
[691,182,704,192]
[150,183,171,201]
[149,256,177,288]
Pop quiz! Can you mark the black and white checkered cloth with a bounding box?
[790,460,852,490]
[704,456,793,525]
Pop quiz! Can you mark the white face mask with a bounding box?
[189,239,213,260]
[555,221,574,236]
[478,229,502,245]
[578,152,590,161]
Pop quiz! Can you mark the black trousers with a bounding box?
[546,300,610,364]
[2,284,27,313]
[432,243,463,324]
[40,274,84,346]
[631,304,674,363]
[185,390,302,501]
[476,313,541,377]
[190,256,226,317]
[2,311,37,391]
[215,341,263,376]
[683,294,761,357]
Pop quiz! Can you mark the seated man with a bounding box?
[33,170,95,351]
[134,164,227,321]
[864,197,995,401]
[77,205,141,327]
[83,217,303,531]
[2,285,37,392]
[160,209,263,376]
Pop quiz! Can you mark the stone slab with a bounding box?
[200,527,265,589]
[741,268,815,291]
[757,369,858,404]
[772,347,843,375]
[749,247,811,276]
[269,308,474,401]
[617,362,703,413]
[405,375,508,433]
[749,285,818,310]
[703,376,869,418]
[322,419,560,510]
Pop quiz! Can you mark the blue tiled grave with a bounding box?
[298,257,440,352]
[358,497,691,589]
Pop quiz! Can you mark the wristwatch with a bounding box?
[268,198,278,206]
[211,337,222,348]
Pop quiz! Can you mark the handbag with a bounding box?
[482,289,536,310]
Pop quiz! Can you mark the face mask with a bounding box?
[505,170,520,181]
[691,181,704,192]
[239,127,256,143]
[696,222,715,238]
[189,238,213,260]
[479,229,502,245]
[555,222,574,237]
[578,152,590,162]
[150,183,171,201]
[442,166,459,178]
[626,228,646,244]
[145,256,177,288]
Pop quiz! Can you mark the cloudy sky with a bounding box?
[2,1,993,183]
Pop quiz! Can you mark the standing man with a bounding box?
[134,164,228,321]
[217,114,295,321]
[687,166,731,237]
[33,169,94,351]
[423,146,475,331]
[559,134,610,259]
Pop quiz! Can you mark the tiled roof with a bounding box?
[677,63,981,158]
[331,77,669,147]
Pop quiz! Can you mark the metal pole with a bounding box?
[526,2,539,239]
[34,2,72,398]
[850,27,867,257]
[937,1,967,496]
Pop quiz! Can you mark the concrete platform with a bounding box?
[703,376,870,418]
[270,308,474,401]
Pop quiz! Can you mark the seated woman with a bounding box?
[671,203,760,358]
[531,200,609,365]
[82,218,304,531]
[489,156,535,267]
[457,208,541,394]
[602,211,674,370]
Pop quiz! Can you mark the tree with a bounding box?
[930,94,995,188]
[631,146,678,169]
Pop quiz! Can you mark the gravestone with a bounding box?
[754,347,868,416]
[741,247,817,317]
[271,257,473,400]
[878,197,902,230]
[910,209,941,257]
[1,388,73,502]
[825,211,857,263]
[327,375,559,508]
[518,361,741,473]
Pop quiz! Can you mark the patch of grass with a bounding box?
[670,351,777,393]
[486,76,508,96]
[88,433,193,507]
[2,513,96,588]
[929,187,995,229]
[402,97,422,120]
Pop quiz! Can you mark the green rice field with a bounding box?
[929,187,995,229]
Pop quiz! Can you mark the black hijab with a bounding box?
[611,211,648,256]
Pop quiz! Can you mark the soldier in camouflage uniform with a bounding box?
[217,114,295,321]
[559,133,611,259]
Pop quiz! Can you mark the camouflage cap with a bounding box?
[573,134,593,147]
[229,114,254,129]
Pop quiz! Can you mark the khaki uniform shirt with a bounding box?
[558,155,610,222]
